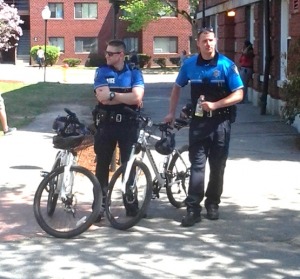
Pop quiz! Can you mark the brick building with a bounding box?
[2,0,192,66]
[196,0,300,116]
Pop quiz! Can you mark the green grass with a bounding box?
[0,82,95,131]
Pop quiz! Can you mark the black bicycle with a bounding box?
[33,108,102,238]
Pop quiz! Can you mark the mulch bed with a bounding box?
[77,145,120,175]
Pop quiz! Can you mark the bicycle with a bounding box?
[105,107,190,230]
[33,108,102,238]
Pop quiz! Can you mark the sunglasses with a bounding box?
[105,51,122,57]
[198,26,214,35]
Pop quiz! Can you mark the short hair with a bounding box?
[107,39,126,52]
[197,26,214,38]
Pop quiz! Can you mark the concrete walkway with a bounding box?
[0,65,300,279]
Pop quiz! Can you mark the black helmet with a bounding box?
[155,131,175,155]
[52,116,87,137]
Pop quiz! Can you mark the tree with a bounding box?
[120,0,199,50]
[0,0,23,51]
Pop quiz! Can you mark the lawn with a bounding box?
[0,82,96,132]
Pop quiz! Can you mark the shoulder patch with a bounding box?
[231,64,239,75]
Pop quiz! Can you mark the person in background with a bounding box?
[164,27,243,227]
[0,93,16,136]
[37,47,45,69]
[93,39,144,221]
[239,40,254,103]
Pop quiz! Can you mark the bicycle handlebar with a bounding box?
[123,107,189,133]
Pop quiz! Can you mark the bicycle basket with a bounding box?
[155,131,175,155]
[52,134,85,150]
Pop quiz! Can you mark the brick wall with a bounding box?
[30,0,191,66]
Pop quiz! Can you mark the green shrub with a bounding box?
[281,38,300,123]
[30,45,60,66]
[169,57,181,66]
[137,54,151,68]
[153,58,166,68]
[85,53,106,67]
[63,58,81,67]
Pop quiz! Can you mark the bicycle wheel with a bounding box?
[33,165,102,238]
[166,144,190,208]
[106,160,152,230]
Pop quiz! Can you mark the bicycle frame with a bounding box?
[120,128,189,195]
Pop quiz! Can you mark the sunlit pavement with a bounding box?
[0,64,300,279]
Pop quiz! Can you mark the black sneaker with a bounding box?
[181,212,201,227]
[206,204,219,220]
[126,209,138,217]
[126,208,147,218]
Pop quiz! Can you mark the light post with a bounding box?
[202,0,206,28]
[42,6,51,82]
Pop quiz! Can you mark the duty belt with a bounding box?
[95,110,135,126]
[193,107,231,119]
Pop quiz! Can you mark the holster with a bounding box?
[92,105,107,128]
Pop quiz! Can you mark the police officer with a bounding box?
[164,27,244,227]
[93,39,144,220]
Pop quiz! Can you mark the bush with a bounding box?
[281,38,300,123]
[169,57,181,66]
[137,54,151,68]
[30,45,60,66]
[281,75,300,123]
[153,58,166,68]
[63,58,81,67]
[85,53,106,67]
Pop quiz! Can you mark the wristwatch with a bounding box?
[109,91,115,101]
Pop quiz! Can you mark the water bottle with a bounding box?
[195,95,205,117]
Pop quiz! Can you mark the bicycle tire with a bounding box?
[106,160,152,230]
[33,165,102,238]
[166,144,190,208]
[47,152,62,216]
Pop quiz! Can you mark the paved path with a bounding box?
[0,65,300,279]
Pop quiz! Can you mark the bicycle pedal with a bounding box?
[40,171,49,177]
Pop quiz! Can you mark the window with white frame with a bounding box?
[154,37,177,53]
[49,37,65,53]
[75,37,98,53]
[49,3,64,19]
[74,3,97,19]
[123,37,138,53]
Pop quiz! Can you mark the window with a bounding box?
[75,37,98,53]
[154,37,177,53]
[49,37,65,53]
[123,37,138,53]
[49,3,64,19]
[74,3,97,19]
[161,0,177,17]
